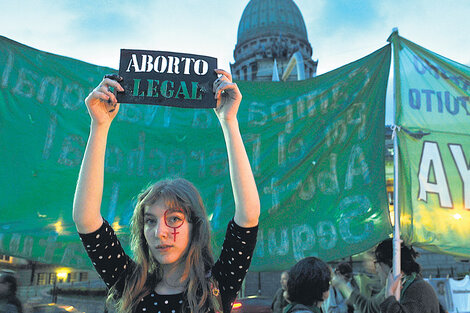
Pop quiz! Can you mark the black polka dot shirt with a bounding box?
[79,219,258,313]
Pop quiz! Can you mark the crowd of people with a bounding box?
[272,239,444,313]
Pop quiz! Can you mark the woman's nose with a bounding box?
[154,219,168,239]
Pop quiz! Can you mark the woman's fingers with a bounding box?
[215,68,232,82]
[214,81,239,101]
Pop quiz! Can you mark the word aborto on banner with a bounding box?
[117,49,218,108]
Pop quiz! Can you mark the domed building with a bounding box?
[231,0,318,81]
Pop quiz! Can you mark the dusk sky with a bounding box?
[2,0,469,72]
[1,0,469,123]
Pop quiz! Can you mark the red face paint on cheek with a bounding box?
[164,208,185,242]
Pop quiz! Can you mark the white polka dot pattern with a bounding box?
[79,218,257,313]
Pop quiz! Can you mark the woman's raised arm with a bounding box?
[213,69,260,227]
[73,76,124,233]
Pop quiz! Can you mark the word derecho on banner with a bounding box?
[117,49,218,109]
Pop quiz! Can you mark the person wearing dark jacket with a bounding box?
[0,271,22,313]
[332,239,439,313]
[377,239,440,313]
[283,257,331,313]
[272,271,289,313]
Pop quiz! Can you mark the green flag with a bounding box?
[390,31,470,257]
[0,36,392,270]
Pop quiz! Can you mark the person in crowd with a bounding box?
[73,69,260,313]
[378,239,439,313]
[0,271,22,313]
[272,271,289,313]
[327,262,355,313]
[283,257,331,313]
[333,239,440,313]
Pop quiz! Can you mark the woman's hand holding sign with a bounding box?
[85,74,124,127]
[213,69,242,122]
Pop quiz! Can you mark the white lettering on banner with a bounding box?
[105,146,124,173]
[418,141,453,208]
[209,184,225,229]
[1,50,14,88]
[61,244,86,266]
[22,236,34,258]
[37,77,62,106]
[248,102,268,126]
[298,176,315,200]
[265,143,371,208]
[62,83,85,110]
[105,182,120,222]
[0,56,90,111]
[292,224,316,260]
[0,232,88,267]
[13,68,38,98]
[257,199,369,260]
[338,195,373,243]
[317,153,340,194]
[58,135,86,167]
[317,221,337,249]
[268,228,289,256]
[127,132,146,176]
[264,177,302,214]
[9,234,21,255]
[271,100,294,133]
[418,142,470,209]
[39,234,60,263]
[42,113,57,160]
[325,102,367,147]
[192,109,213,128]
[449,144,470,209]
[244,134,261,176]
[345,144,370,190]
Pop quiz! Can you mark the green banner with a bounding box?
[0,36,392,271]
[390,31,470,257]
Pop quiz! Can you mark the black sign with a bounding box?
[117,49,218,108]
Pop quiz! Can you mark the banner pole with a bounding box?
[389,27,401,301]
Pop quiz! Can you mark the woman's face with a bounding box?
[375,261,391,284]
[143,199,192,267]
[280,272,288,290]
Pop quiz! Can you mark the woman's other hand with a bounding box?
[213,69,242,123]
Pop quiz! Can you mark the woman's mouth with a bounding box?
[156,244,173,252]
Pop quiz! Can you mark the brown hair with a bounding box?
[107,178,217,313]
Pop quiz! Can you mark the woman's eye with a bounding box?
[166,215,184,227]
[144,218,156,225]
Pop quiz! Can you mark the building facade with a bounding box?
[231,0,318,81]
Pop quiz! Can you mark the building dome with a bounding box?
[231,0,317,81]
[237,0,308,47]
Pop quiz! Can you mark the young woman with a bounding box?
[73,69,260,313]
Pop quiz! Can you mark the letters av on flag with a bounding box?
[117,49,218,108]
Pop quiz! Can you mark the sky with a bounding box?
[1,0,470,122]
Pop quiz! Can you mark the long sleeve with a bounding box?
[212,219,258,313]
[349,287,385,313]
[379,279,440,313]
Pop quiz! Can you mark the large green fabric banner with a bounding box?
[390,32,470,257]
[0,36,392,271]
